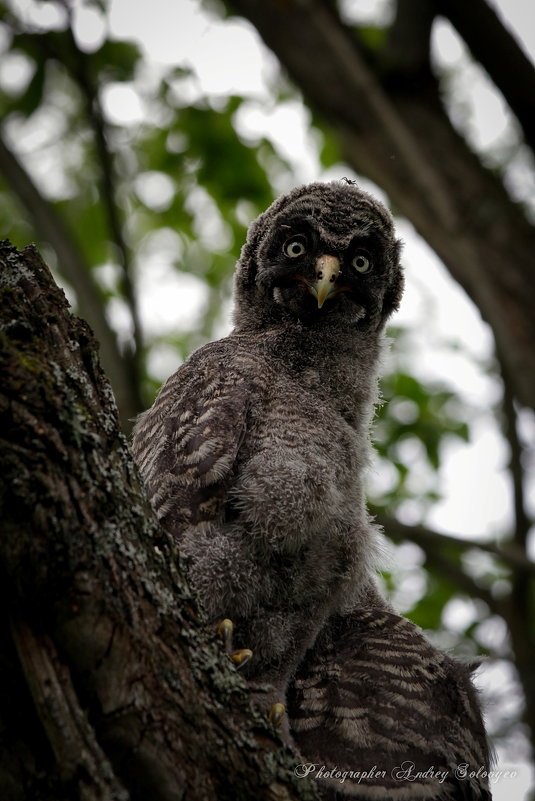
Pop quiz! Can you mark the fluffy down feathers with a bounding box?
[132,181,490,798]
[133,181,401,701]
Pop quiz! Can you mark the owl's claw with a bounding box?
[216,622,283,724]
[269,702,286,727]
[216,619,253,668]
[216,618,234,652]
[231,648,253,668]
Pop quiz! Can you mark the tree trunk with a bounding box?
[0,242,317,801]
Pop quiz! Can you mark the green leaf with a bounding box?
[88,40,142,83]
[177,100,274,209]
[357,25,388,52]
[407,574,453,630]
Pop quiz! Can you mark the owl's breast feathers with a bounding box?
[133,332,375,547]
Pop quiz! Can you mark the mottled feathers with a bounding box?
[132,181,490,799]
[289,607,491,799]
[133,181,402,688]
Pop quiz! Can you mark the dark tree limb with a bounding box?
[433,0,535,152]
[10,617,129,801]
[496,356,535,740]
[385,0,435,74]
[0,242,318,801]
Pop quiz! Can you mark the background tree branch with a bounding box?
[377,514,535,579]
[58,1,145,398]
[433,0,535,151]
[0,131,142,429]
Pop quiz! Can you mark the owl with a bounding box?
[132,180,402,722]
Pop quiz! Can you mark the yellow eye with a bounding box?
[284,237,307,258]
[351,252,371,273]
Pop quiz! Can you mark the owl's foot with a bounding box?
[216,618,253,669]
[216,618,233,651]
[216,622,285,729]
[269,702,286,727]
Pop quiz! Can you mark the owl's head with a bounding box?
[233,181,403,332]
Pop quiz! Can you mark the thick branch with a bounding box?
[0,132,143,429]
[10,617,129,801]
[386,0,435,74]
[433,0,535,152]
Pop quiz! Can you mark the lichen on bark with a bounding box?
[0,241,317,801]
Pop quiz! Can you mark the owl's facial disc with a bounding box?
[303,254,342,309]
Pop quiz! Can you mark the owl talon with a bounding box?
[231,648,253,668]
[269,702,286,727]
[217,619,253,668]
[216,618,234,653]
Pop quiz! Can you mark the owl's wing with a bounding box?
[132,343,250,540]
[289,605,492,801]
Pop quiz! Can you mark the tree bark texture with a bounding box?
[0,242,318,801]
[228,0,535,412]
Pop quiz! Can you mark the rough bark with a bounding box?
[228,0,535,412]
[0,242,318,801]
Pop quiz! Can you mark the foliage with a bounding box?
[0,0,278,395]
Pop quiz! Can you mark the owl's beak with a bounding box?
[308,255,341,308]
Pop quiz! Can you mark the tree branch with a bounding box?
[58,3,145,397]
[0,132,142,429]
[376,514,515,615]
[499,373,531,552]
[10,616,129,801]
[433,0,535,152]
[494,353,535,739]
[376,513,535,577]
[386,0,435,74]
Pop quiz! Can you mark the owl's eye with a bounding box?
[351,252,372,273]
[283,237,307,258]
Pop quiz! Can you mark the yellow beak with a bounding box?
[308,254,341,308]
